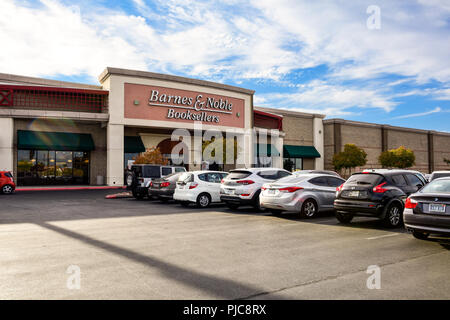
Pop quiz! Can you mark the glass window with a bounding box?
[143,166,161,178]
[277,170,291,178]
[207,172,222,183]
[257,170,279,180]
[346,174,383,186]
[198,174,208,182]
[421,179,450,193]
[391,175,407,186]
[405,174,423,187]
[179,172,193,183]
[327,177,345,187]
[283,158,302,172]
[309,176,328,186]
[161,167,172,176]
[227,171,252,180]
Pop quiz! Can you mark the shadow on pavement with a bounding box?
[36,221,281,300]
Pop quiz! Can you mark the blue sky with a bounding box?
[1,0,449,131]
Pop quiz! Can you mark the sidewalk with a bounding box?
[15,185,126,192]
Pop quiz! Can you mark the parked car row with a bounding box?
[125,165,450,241]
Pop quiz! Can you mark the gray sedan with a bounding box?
[148,172,183,202]
[260,174,345,217]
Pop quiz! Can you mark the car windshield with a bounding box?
[420,179,450,193]
[346,173,382,185]
[4,172,12,178]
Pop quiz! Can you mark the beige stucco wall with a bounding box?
[13,119,107,185]
[434,134,450,171]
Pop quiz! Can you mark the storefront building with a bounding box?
[1,67,448,186]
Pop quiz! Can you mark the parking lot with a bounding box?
[1,189,449,299]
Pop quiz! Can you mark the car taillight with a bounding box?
[149,181,153,187]
[336,183,344,192]
[373,182,388,193]
[189,183,198,189]
[161,182,170,188]
[261,186,267,191]
[237,180,254,185]
[221,179,224,184]
[279,186,303,193]
[405,197,418,209]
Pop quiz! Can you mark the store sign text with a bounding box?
[148,90,234,123]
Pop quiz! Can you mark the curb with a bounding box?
[15,186,126,192]
[105,192,132,199]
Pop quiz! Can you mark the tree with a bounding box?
[378,146,415,169]
[332,144,367,177]
[133,147,169,165]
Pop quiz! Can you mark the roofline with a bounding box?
[98,67,255,95]
[0,72,103,90]
[323,118,450,136]
[0,83,108,95]
[255,106,326,119]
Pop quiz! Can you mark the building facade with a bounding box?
[0,67,449,187]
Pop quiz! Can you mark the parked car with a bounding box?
[429,171,450,182]
[362,168,427,185]
[126,164,186,199]
[0,171,15,194]
[293,170,341,178]
[334,169,426,227]
[260,173,345,217]
[174,171,228,208]
[220,167,291,210]
[404,177,450,239]
[148,172,183,202]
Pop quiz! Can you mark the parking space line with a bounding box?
[366,233,401,240]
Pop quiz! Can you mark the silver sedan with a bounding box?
[260,174,345,218]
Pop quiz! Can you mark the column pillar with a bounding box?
[313,117,324,170]
[106,123,124,186]
[0,118,14,173]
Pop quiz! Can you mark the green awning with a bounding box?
[283,145,320,158]
[17,130,95,151]
[255,144,280,157]
[124,136,145,153]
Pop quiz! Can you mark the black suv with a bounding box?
[334,169,427,227]
[126,164,186,199]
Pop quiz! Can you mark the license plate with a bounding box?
[348,191,359,197]
[429,203,446,213]
[268,189,276,195]
[225,189,234,195]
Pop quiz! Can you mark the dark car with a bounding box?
[334,169,426,227]
[148,172,183,202]
[126,164,186,200]
[404,177,450,239]
[429,171,450,182]
[0,171,15,194]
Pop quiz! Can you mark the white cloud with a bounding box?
[392,106,442,119]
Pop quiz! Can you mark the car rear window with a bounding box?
[421,179,450,193]
[431,172,450,181]
[178,172,194,183]
[143,166,161,178]
[227,170,252,180]
[257,170,279,180]
[161,167,172,176]
[346,173,382,186]
[277,175,310,184]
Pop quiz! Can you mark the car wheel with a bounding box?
[412,230,430,240]
[300,199,318,218]
[383,203,403,228]
[132,190,145,200]
[126,172,136,188]
[271,209,283,216]
[335,211,353,224]
[2,184,14,194]
[226,202,239,210]
[197,193,211,208]
[180,201,190,207]
[253,192,265,212]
